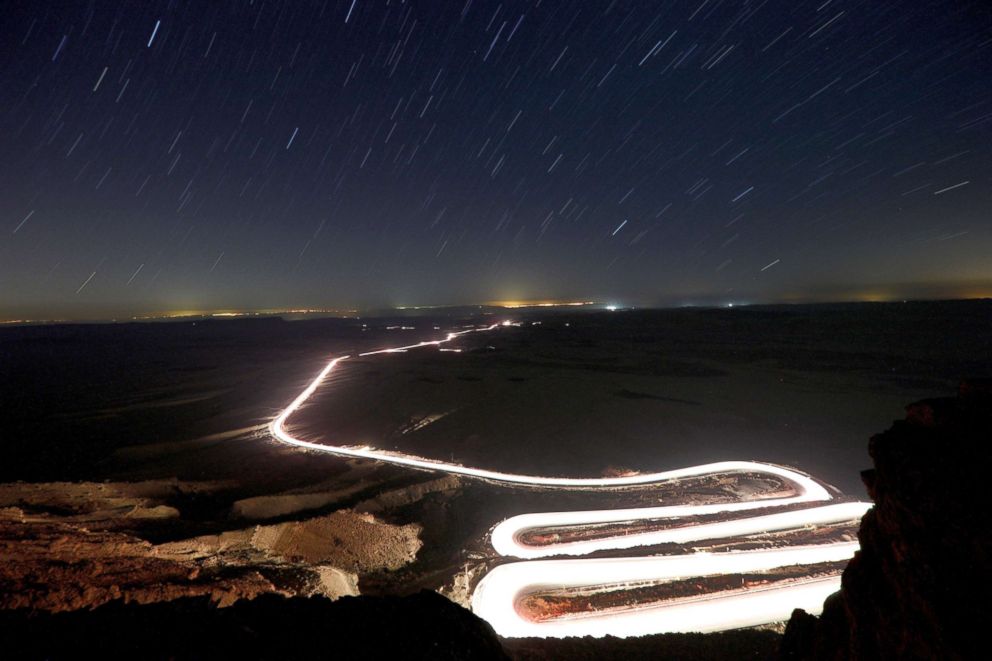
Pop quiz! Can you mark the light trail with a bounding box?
[269,321,870,638]
[491,501,871,559]
[472,544,860,637]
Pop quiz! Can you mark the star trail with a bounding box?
[1,0,990,320]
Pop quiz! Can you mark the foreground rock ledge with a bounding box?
[0,590,781,660]
[780,379,992,660]
[0,591,508,660]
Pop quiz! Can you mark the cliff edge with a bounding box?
[781,379,992,660]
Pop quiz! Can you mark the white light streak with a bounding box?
[93,67,108,92]
[147,20,161,48]
[75,271,96,294]
[126,263,144,285]
[52,35,68,62]
[472,544,859,638]
[13,210,34,234]
[491,501,870,559]
[731,186,754,202]
[933,180,969,195]
[269,324,870,638]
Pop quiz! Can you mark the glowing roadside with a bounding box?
[472,546,857,638]
[268,322,870,638]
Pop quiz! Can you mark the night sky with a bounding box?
[2,1,990,320]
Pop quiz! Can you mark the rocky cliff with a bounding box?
[0,588,780,660]
[0,590,509,660]
[781,379,992,660]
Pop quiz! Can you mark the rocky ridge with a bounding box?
[780,379,992,659]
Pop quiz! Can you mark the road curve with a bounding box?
[471,543,861,637]
[269,321,870,638]
[492,500,871,559]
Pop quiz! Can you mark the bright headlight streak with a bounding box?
[269,322,871,638]
[492,501,871,559]
[471,544,859,638]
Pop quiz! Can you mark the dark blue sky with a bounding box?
[2,0,990,319]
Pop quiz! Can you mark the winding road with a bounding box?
[269,321,871,638]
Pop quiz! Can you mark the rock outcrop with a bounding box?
[0,513,281,611]
[781,379,992,660]
[0,590,510,660]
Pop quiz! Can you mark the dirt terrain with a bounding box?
[1,301,987,654]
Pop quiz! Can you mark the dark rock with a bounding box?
[504,629,781,660]
[780,609,818,660]
[0,590,509,660]
[958,377,992,401]
[0,587,783,660]
[780,380,992,660]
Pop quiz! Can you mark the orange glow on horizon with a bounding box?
[486,299,597,309]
